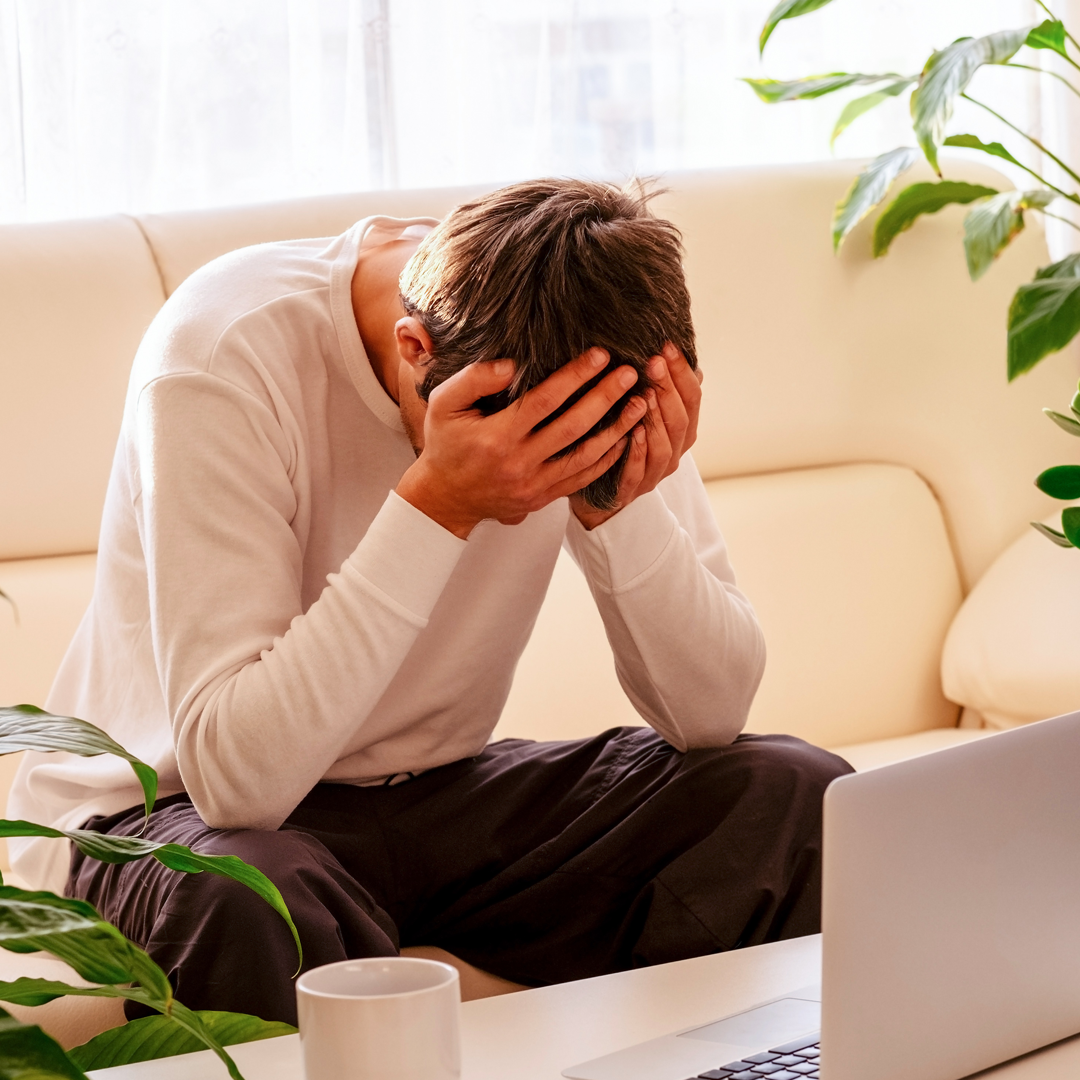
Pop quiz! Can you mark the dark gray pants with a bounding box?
[68,727,852,1025]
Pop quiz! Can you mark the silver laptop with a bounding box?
[564,710,1080,1080]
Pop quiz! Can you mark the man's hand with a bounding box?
[396,348,648,538]
[570,344,703,531]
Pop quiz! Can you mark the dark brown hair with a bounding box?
[399,178,697,509]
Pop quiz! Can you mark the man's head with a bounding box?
[397,178,697,510]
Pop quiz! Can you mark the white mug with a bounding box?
[296,956,461,1080]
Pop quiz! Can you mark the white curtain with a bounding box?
[0,0,1067,231]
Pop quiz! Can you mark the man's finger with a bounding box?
[617,423,648,502]
[528,364,642,460]
[547,392,647,482]
[546,436,630,502]
[428,359,516,415]
[664,344,701,398]
[513,347,611,429]
[649,354,689,446]
[641,390,674,489]
[662,345,702,448]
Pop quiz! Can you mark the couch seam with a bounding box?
[127,214,169,300]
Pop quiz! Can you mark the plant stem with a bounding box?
[962,92,1080,194]
[1034,0,1080,52]
[1038,207,1080,232]
[1006,61,1080,99]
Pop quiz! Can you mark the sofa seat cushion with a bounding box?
[942,513,1080,729]
[832,727,997,772]
[0,552,98,874]
[0,944,126,1049]
[496,461,963,750]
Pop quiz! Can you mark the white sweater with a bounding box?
[9,216,765,893]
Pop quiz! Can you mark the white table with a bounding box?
[87,936,1080,1080]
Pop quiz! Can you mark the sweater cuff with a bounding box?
[345,490,468,620]
[565,488,678,593]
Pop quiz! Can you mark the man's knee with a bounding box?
[192,824,330,883]
[687,733,853,815]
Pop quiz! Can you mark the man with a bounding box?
[9,179,850,1024]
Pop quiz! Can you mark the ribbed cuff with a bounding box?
[346,490,468,620]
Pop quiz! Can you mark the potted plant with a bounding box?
[0,704,299,1079]
[746,0,1080,546]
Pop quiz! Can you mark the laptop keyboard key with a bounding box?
[789,1065,817,1075]
[697,1072,734,1079]
[721,1063,755,1072]
[750,1066,783,1075]
[729,1072,760,1080]
[745,1053,781,1064]
[773,1056,802,1066]
[768,1072,803,1080]
[770,1035,820,1054]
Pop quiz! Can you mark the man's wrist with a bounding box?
[570,497,620,531]
[396,461,480,540]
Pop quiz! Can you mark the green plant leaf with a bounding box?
[1008,254,1080,378]
[963,190,1057,280]
[0,886,172,1000]
[1031,521,1075,546]
[832,147,919,251]
[0,1006,90,1080]
[759,0,837,55]
[69,1010,295,1071]
[0,977,135,1008]
[0,707,157,821]
[1036,464,1080,498]
[152,845,301,972]
[911,28,1032,174]
[830,79,915,147]
[742,73,901,104]
[943,133,1023,169]
[872,180,999,257]
[1062,507,1080,547]
[0,826,302,971]
[1045,408,1080,436]
[0,981,250,1080]
[1071,385,1080,420]
[1027,19,1069,59]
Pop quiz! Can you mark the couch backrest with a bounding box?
[1,162,1076,752]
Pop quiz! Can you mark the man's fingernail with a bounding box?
[630,396,648,415]
[634,425,646,444]
[590,348,609,369]
[618,368,638,390]
[649,357,665,379]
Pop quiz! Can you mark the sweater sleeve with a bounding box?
[135,372,466,829]
[562,454,765,750]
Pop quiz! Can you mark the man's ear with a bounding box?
[395,316,434,374]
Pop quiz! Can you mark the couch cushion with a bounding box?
[650,161,1077,590]
[942,514,1080,729]
[0,552,96,871]
[0,944,126,1050]
[495,462,962,749]
[832,727,996,772]
[135,186,491,297]
[141,162,1080,591]
[0,218,164,560]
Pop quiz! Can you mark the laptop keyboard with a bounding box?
[682,1032,821,1080]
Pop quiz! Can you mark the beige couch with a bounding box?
[1,160,1075,1047]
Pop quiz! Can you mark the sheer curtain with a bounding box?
[0,0,1063,227]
